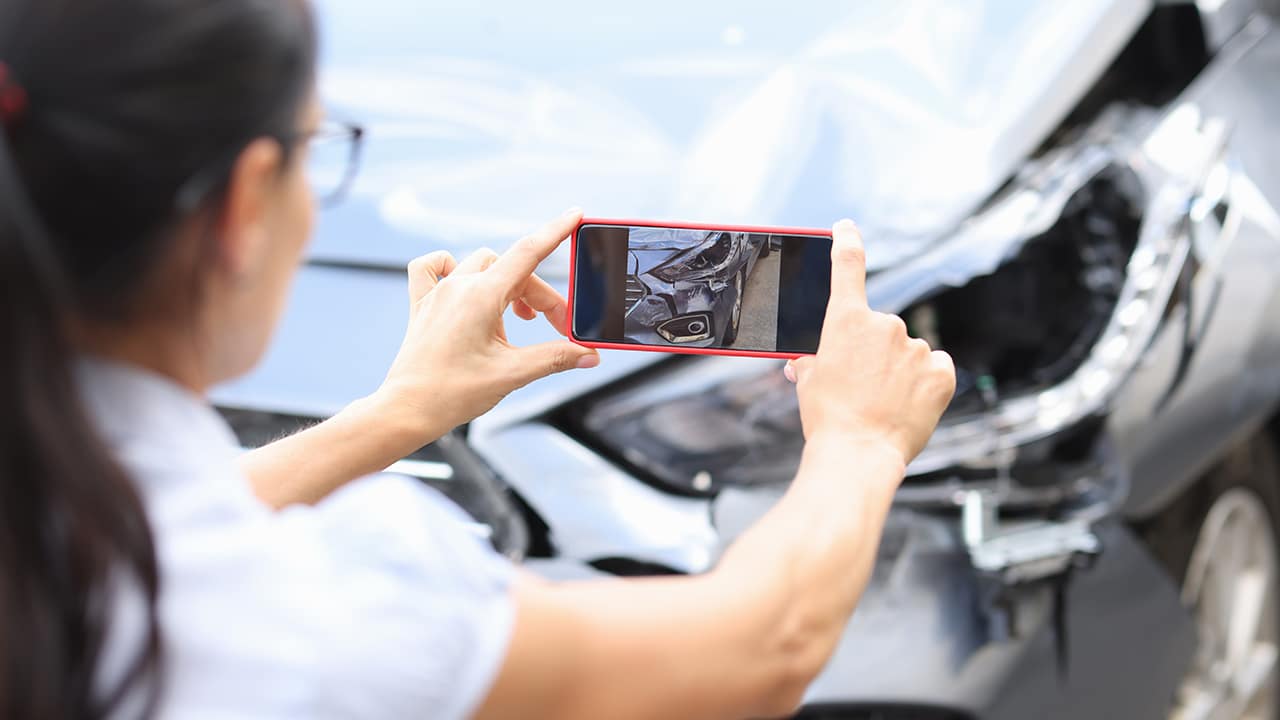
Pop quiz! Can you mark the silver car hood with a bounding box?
[306,0,1152,274]
[215,0,1152,415]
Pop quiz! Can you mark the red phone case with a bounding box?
[566,217,832,359]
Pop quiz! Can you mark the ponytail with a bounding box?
[0,121,161,718]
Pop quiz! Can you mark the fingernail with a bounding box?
[834,218,857,232]
[563,206,583,217]
[576,354,600,369]
[783,362,797,383]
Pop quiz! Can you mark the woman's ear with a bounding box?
[217,138,285,278]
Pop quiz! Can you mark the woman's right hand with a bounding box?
[477,221,958,720]
[786,219,956,467]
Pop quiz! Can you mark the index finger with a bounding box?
[491,208,584,290]
[826,219,868,310]
[407,250,458,304]
[518,273,570,336]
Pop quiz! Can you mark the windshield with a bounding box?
[309,0,1145,272]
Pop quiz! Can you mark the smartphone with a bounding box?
[568,218,833,358]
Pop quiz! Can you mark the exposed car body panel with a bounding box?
[477,423,718,570]
[1111,20,1280,517]
[803,520,1195,716]
[980,521,1195,719]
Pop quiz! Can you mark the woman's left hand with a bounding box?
[372,208,600,444]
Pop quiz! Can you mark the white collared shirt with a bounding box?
[79,359,515,719]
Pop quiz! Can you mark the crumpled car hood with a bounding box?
[307,0,1151,275]
[626,228,714,252]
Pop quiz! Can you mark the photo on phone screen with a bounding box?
[572,224,833,355]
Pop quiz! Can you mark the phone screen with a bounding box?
[572,223,832,354]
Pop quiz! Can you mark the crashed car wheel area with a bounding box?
[723,270,744,346]
[1142,436,1280,720]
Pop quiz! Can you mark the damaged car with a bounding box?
[214,0,1280,717]
[625,229,769,347]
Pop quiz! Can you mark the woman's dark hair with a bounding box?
[0,1,316,717]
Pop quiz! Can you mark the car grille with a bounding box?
[624,274,647,312]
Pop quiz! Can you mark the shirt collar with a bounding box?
[75,356,242,463]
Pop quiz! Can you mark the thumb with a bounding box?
[510,341,600,386]
[827,219,868,311]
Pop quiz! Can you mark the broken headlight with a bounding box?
[650,231,739,283]
[568,107,1211,497]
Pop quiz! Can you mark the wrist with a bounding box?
[802,429,908,487]
[347,389,443,459]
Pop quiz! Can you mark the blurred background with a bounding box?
[214,1,1280,717]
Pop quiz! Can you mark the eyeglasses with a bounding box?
[175,117,366,213]
[301,118,365,208]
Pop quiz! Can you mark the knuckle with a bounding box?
[433,275,457,296]
[932,361,954,384]
[931,356,957,392]
[550,346,574,372]
[877,312,907,338]
[446,274,479,295]
[516,234,541,253]
[943,368,957,388]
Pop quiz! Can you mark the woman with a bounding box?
[0,1,955,718]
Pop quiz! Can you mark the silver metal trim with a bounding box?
[385,458,455,481]
[962,489,1102,584]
